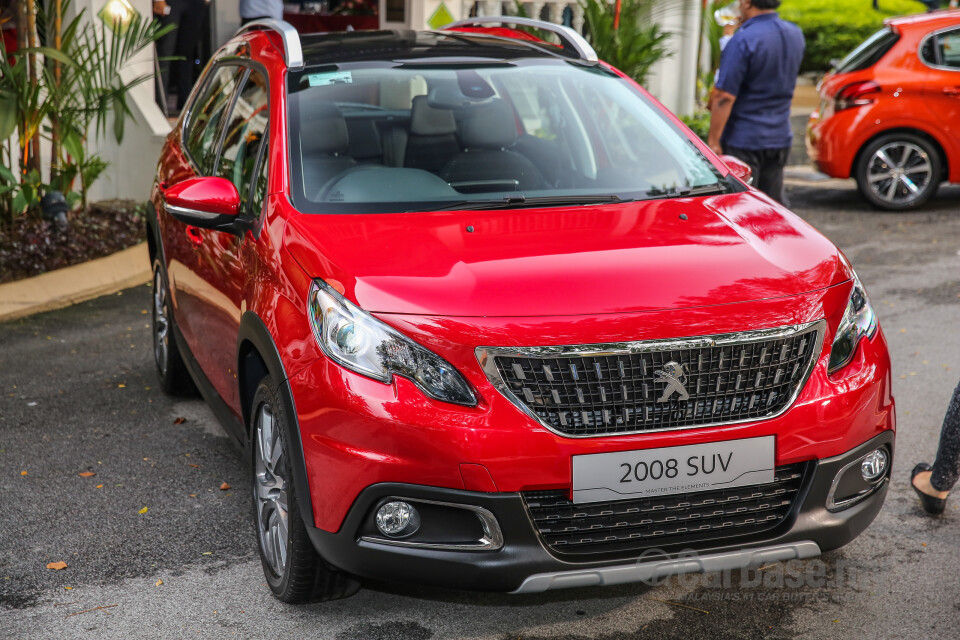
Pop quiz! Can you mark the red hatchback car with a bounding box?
[807,10,960,210]
[148,18,895,603]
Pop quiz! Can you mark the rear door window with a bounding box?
[184,65,245,174]
[922,28,960,69]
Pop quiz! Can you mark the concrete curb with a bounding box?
[784,165,856,189]
[0,243,150,323]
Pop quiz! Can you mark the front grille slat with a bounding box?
[491,324,820,437]
[524,463,806,554]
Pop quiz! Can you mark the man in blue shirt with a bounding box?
[707,0,804,205]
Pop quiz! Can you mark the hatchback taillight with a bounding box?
[834,81,881,111]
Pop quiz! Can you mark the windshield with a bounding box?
[287,59,726,213]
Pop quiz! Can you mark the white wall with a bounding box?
[642,0,701,117]
[75,0,172,203]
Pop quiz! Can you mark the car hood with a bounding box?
[283,191,847,317]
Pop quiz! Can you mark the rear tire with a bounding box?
[855,132,941,211]
[251,375,360,603]
[151,263,196,395]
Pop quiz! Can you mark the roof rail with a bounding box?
[444,16,598,63]
[236,19,304,70]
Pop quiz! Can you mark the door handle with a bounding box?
[186,225,203,246]
[943,87,960,97]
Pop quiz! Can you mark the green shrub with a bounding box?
[779,0,927,73]
[680,111,710,142]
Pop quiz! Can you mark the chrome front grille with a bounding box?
[477,321,824,437]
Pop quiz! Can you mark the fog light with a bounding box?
[375,501,420,538]
[861,449,888,482]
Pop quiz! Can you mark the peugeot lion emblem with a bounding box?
[655,361,689,402]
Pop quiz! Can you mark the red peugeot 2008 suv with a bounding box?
[147,18,895,603]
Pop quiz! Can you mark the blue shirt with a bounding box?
[715,13,805,150]
[240,0,282,20]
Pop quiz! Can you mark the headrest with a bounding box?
[460,99,518,150]
[410,95,457,136]
[300,103,349,156]
[346,118,382,160]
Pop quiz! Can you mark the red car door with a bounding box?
[921,25,960,179]
[186,68,270,414]
[162,63,246,409]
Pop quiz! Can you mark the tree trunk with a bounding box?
[23,0,42,176]
[49,0,63,187]
[14,0,28,176]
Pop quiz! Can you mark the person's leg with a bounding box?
[722,145,762,190]
[913,377,960,499]
[173,0,205,110]
[931,379,960,492]
[154,3,183,114]
[756,147,789,206]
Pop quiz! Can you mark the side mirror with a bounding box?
[163,177,243,232]
[719,154,753,186]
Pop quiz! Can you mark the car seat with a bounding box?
[440,99,545,191]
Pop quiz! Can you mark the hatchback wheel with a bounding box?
[251,376,359,603]
[855,133,941,211]
[152,263,195,395]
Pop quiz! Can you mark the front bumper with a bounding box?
[307,431,892,593]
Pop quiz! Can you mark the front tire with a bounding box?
[251,376,359,603]
[855,132,941,211]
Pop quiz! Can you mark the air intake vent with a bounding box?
[523,463,808,555]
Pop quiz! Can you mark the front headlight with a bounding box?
[308,280,477,406]
[828,272,878,374]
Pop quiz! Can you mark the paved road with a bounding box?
[2,181,959,639]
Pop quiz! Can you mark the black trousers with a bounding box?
[931,377,960,492]
[723,145,791,206]
[156,0,207,111]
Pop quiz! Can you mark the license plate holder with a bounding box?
[572,436,775,504]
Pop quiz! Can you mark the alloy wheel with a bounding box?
[254,402,289,578]
[865,142,933,207]
[152,270,169,376]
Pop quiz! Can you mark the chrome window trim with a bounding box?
[825,448,890,511]
[917,24,960,73]
[475,319,827,439]
[445,16,599,63]
[358,498,504,551]
[236,19,304,70]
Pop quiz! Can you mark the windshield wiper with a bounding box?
[415,194,624,213]
[642,182,730,200]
